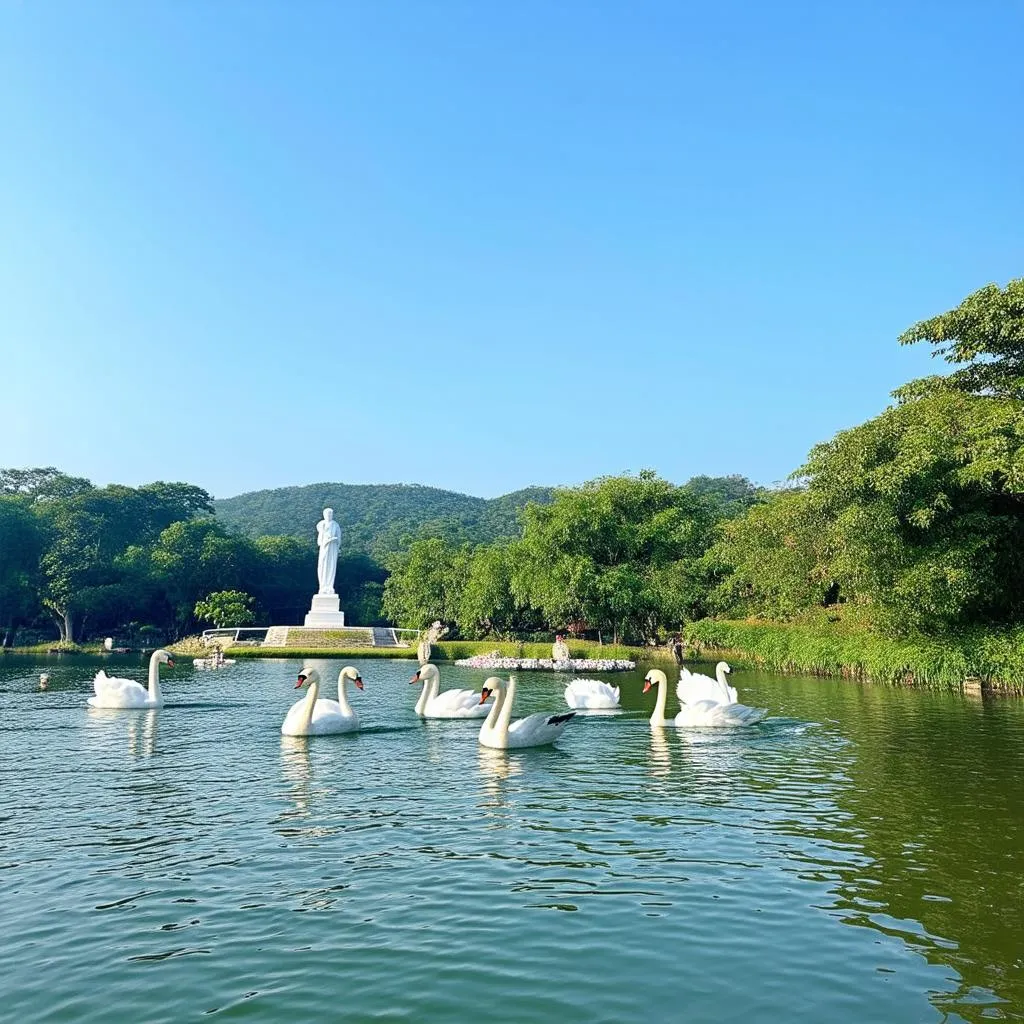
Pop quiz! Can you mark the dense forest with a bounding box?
[2,280,1020,652]
[0,476,557,645]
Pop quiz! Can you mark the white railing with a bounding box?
[201,625,423,647]
[201,627,270,646]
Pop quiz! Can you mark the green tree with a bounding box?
[0,467,92,500]
[682,474,763,518]
[710,488,834,618]
[510,472,718,643]
[147,518,261,633]
[381,537,472,629]
[251,535,315,624]
[710,282,1024,632]
[897,278,1024,400]
[35,483,215,641]
[194,590,257,628]
[0,496,44,645]
[796,389,1024,630]
[457,542,542,639]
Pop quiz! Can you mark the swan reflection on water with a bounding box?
[647,725,672,778]
[279,735,314,817]
[476,745,524,811]
[85,706,159,758]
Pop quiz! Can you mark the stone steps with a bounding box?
[284,628,375,649]
[262,626,290,648]
[371,627,400,647]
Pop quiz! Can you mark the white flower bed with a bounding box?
[453,655,635,671]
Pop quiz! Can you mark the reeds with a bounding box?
[684,618,1024,691]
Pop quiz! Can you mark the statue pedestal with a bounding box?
[304,593,346,628]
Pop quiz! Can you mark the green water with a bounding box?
[1,656,1021,1022]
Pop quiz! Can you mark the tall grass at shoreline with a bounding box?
[685,618,1024,692]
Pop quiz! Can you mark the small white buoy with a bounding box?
[39,673,50,690]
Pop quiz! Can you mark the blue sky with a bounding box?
[2,1,1021,499]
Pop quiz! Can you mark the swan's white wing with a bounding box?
[424,687,491,718]
[506,710,575,748]
[564,679,620,709]
[307,698,359,733]
[677,669,731,707]
[89,672,150,708]
[674,701,767,728]
[428,687,482,712]
[726,703,767,725]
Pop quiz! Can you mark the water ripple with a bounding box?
[1,656,1022,1021]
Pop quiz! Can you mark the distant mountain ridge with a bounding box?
[214,482,555,556]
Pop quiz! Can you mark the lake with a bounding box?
[1,655,1021,1022]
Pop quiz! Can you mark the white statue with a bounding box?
[315,508,342,595]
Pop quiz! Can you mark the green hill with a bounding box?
[214,482,555,556]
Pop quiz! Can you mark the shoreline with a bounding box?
[684,618,1024,694]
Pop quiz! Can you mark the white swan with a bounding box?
[676,661,767,726]
[644,666,767,728]
[410,663,491,719]
[281,666,363,736]
[564,678,620,710]
[478,675,575,750]
[679,661,738,704]
[88,650,174,709]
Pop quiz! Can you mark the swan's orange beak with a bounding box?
[166,659,175,669]
[354,677,364,690]
[409,671,421,684]
[295,674,307,689]
[479,687,492,705]
[642,680,653,694]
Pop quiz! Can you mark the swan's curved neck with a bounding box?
[148,653,162,703]
[481,682,507,738]
[497,677,517,734]
[337,674,355,716]
[715,664,733,703]
[300,680,319,732]
[650,678,668,727]
[416,670,439,716]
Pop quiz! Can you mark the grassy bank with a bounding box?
[3,641,105,655]
[224,640,662,662]
[684,617,1024,692]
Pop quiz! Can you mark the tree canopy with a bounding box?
[711,278,1024,633]
[897,278,1024,400]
